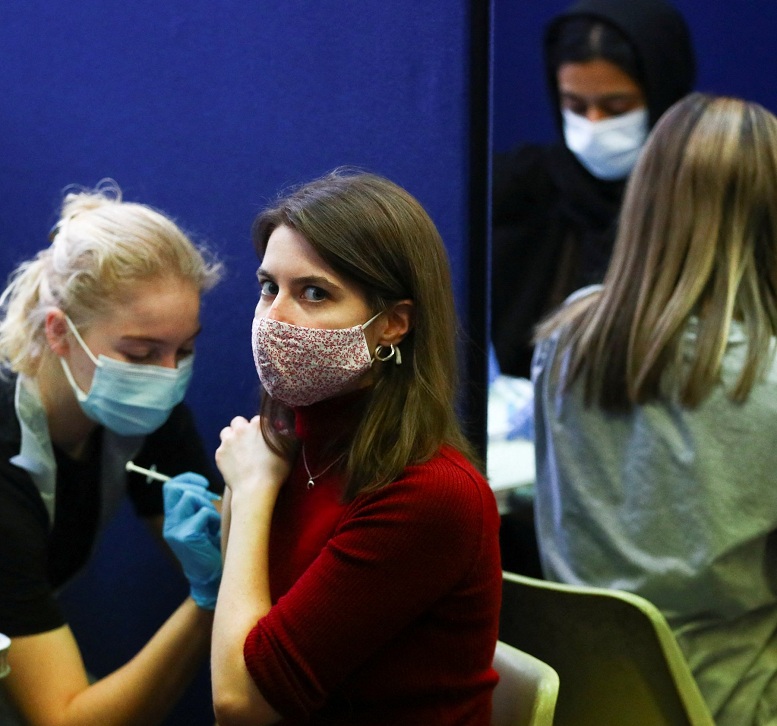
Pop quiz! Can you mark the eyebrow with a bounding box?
[257,267,344,291]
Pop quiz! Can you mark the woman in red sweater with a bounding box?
[211,170,502,725]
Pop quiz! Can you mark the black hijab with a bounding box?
[543,0,696,284]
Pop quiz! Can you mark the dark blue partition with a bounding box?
[0,2,482,723]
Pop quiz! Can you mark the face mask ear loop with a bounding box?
[364,310,404,365]
[361,311,384,330]
[59,356,90,402]
[63,314,101,367]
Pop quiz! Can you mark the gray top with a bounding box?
[533,287,777,725]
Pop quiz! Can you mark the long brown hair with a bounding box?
[537,93,777,411]
[253,169,476,499]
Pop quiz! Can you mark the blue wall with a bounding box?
[0,2,477,724]
[0,0,475,450]
[493,0,777,153]
[7,0,773,723]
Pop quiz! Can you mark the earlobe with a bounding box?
[378,300,414,347]
[45,310,70,357]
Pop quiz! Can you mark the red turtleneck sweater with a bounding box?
[242,394,502,724]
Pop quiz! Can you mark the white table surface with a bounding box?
[486,438,535,515]
[0,633,10,680]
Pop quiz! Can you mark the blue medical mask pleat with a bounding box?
[59,315,194,436]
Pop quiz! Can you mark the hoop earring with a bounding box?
[374,344,402,365]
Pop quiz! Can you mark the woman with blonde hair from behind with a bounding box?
[532,92,777,725]
[0,181,224,725]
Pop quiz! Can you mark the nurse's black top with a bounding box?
[0,373,219,636]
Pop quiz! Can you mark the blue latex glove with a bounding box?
[163,473,222,610]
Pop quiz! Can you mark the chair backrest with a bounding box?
[492,639,559,726]
[499,572,715,726]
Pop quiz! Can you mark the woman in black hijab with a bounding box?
[491,0,695,378]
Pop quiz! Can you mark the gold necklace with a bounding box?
[301,443,344,490]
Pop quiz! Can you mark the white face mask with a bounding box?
[562,107,649,181]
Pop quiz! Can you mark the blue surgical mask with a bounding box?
[562,107,648,181]
[59,315,194,436]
